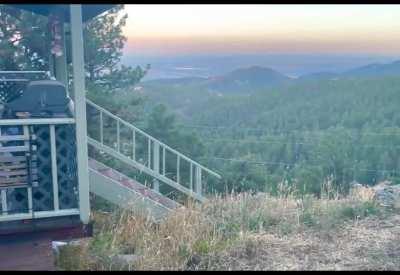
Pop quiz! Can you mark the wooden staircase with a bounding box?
[88,158,180,221]
[86,100,221,220]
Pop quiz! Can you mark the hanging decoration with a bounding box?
[48,14,63,57]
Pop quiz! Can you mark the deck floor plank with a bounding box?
[0,235,55,270]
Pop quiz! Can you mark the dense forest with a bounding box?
[137,72,400,196]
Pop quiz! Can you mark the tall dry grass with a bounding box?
[56,180,393,270]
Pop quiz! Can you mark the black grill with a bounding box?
[5,80,71,118]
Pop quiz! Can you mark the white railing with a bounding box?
[86,99,221,201]
[0,117,79,222]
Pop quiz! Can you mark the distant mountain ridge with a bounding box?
[143,66,293,94]
[345,60,400,77]
[205,66,292,93]
[142,60,400,93]
[299,60,400,81]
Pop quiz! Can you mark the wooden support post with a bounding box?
[70,4,90,224]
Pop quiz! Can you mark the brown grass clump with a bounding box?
[56,188,399,271]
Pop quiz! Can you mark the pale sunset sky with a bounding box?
[122,4,400,56]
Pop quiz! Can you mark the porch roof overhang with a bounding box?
[9,4,116,22]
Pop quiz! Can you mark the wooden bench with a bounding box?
[0,126,38,189]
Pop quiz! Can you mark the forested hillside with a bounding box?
[136,71,400,196]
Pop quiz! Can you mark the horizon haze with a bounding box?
[121,5,400,80]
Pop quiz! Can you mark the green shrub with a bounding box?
[193,239,211,255]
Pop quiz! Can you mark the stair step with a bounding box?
[88,158,180,212]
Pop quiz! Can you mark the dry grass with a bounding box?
[56,185,400,270]
[202,214,400,270]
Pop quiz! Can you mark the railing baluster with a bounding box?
[116,120,120,152]
[190,162,193,191]
[132,129,136,161]
[153,141,160,192]
[50,124,59,211]
[27,187,33,215]
[177,155,180,184]
[99,111,103,144]
[148,138,151,168]
[162,146,166,176]
[23,125,34,215]
[195,166,202,196]
[1,190,7,215]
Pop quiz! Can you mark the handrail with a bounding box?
[88,138,205,202]
[0,71,48,74]
[0,118,75,126]
[86,99,221,179]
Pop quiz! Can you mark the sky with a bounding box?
[122,4,400,56]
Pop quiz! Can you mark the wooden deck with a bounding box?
[0,221,92,270]
[0,233,55,270]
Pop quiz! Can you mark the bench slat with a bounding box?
[0,146,31,153]
[0,175,38,184]
[0,168,38,177]
[0,181,38,188]
[0,135,36,142]
[0,155,37,163]
[0,162,37,170]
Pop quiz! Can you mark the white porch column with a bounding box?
[70,4,90,224]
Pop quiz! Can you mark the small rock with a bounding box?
[186,254,202,270]
[111,254,140,269]
[372,182,400,209]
